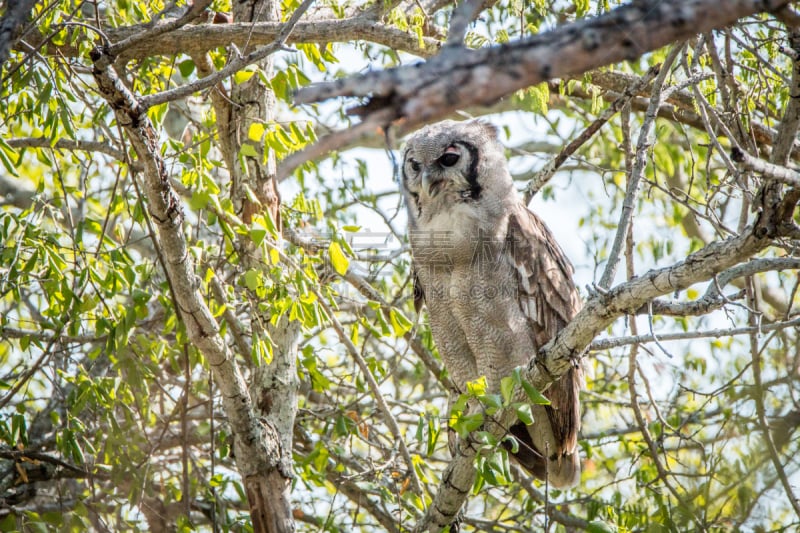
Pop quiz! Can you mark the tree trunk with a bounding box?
[227,0,299,531]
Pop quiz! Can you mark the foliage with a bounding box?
[1,0,800,531]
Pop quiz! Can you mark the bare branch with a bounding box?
[599,45,682,289]
[732,147,800,186]
[522,65,660,203]
[591,316,800,351]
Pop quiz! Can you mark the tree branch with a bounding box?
[591,315,800,351]
[27,18,439,62]
[731,147,800,186]
[285,0,791,180]
[0,0,38,67]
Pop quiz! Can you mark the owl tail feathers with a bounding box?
[506,422,581,488]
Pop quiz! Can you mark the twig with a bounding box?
[445,0,485,47]
[590,316,800,351]
[107,0,213,57]
[140,0,315,109]
[523,65,660,203]
[598,45,682,289]
[679,53,740,173]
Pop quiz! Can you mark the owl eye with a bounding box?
[438,152,460,167]
[409,159,421,173]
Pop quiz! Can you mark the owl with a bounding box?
[402,120,582,488]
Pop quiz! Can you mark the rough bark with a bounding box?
[226,0,300,531]
[0,0,38,68]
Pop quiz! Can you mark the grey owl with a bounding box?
[402,120,582,488]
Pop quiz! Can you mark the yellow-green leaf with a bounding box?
[248,123,266,141]
[328,241,349,275]
[234,69,256,84]
[389,309,412,336]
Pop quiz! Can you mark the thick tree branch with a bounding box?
[26,18,438,62]
[285,0,790,180]
[107,0,213,57]
[445,0,485,47]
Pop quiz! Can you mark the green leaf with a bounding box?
[515,403,534,425]
[178,59,195,77]
[453,412,483,436]
[514,368,550,405]
[587,521,617,533]
[0,137,17,176]
[500,375,515,405]
[479,394,503,413]
[239,143,259,158]
[250,225,267,247]
[243,269,261,291]
[520,379,550,405]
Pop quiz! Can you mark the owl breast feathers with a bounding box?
[402,119,583,488]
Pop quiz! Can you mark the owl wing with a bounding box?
[412,268,425,313]
[504,203,582,456]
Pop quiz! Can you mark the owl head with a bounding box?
[401,120,514,227]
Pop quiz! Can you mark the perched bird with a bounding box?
[402,120,582,488]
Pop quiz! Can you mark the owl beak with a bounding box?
[422,171,443,197]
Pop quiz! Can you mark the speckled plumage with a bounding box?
[402,120,582,488]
